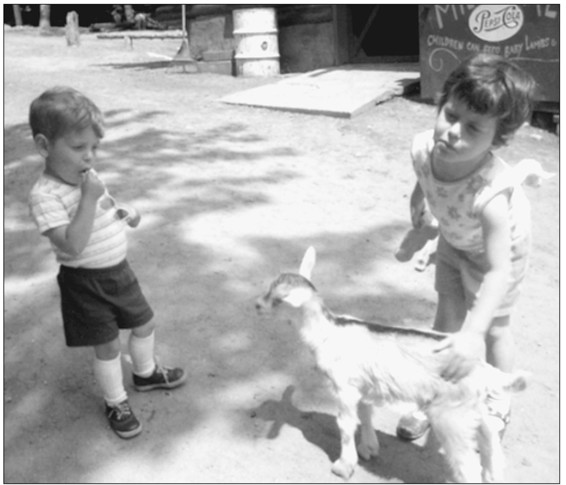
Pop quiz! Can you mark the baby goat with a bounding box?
[256,247,527,483]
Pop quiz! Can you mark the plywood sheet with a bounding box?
[221,63,420,118]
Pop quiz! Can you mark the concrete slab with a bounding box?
[221,63,420,118]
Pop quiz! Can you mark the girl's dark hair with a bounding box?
[437,54,536,146]
[29,86,105,141]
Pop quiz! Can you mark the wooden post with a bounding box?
[352,5,379,58]
[12,5,23,26]
[332,5,349,66]
[65,11,80,46]
[39,4,51,33]
[172,4,197,71]
[124,5,135,24]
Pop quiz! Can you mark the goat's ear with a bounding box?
[299,246,316,280]
[283,287,312,308]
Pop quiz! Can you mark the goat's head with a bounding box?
[255,273,318,314]
[255,247,318,315]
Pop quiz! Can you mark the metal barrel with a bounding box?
[233,8,280,77]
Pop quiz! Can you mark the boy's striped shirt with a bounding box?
[29,173,128,268]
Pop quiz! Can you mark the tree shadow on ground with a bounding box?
[4,28,558,484]
[4,108,298,277]
[98,60,177,70]
[4,106,439,483]
[4,109,308,481]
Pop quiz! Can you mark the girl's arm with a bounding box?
[435,192,512,381]
[466,192,512,333]
[410,181,426,227]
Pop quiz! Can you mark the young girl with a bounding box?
[397,54,538,441]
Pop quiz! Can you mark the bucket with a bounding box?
[233,8,280,77]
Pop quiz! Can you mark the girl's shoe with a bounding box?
[486,393,512,439]
[396,410,430,441]
[133,364,186,391]
[486,409,511,439]
[105,399,142,439]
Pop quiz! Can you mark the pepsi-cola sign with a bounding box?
[469,5,524,42]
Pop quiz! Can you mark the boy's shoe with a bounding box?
[133,364,186,392]
[105,400,142,439]
[396,410,430,441]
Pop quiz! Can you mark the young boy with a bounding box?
[28,86,186,439]
[396,54,539,440]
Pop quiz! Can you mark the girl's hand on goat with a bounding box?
[434,331,485,382]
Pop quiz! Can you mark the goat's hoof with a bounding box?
[357,441,379,461]
[482,470,504,483]
[331,459,355,480]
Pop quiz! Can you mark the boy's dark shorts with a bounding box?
[57,259,154,347]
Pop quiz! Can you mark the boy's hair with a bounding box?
[437,54,536,146]
[29,86,105,141]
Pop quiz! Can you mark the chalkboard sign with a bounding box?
[419,5,559,102]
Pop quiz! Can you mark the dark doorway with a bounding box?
[348,5,419,63]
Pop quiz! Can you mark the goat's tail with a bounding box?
[467,366,529,397]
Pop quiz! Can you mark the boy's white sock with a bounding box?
[93,354,128,407]
[129,331,156,378]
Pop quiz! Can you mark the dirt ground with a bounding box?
[4,29,559,484]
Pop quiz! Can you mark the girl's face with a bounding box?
[433,96,498,178]
[43,126,100,186]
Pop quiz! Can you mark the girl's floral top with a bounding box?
[411,130,531,253]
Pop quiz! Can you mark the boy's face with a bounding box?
[433,96,498,171]
[41,126,100,186]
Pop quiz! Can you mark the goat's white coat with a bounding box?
[257,247,527,483]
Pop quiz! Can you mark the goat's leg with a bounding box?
[331,390,360,480]
[357,401,379,460]
[428,405,483,483]
[447,449,484,483]
[478,417,505,483]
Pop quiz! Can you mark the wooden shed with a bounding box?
[155,4,420,73]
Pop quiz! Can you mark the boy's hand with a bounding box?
[81,169,105,201]
[116,205,141,228]
[434,331,485,382]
